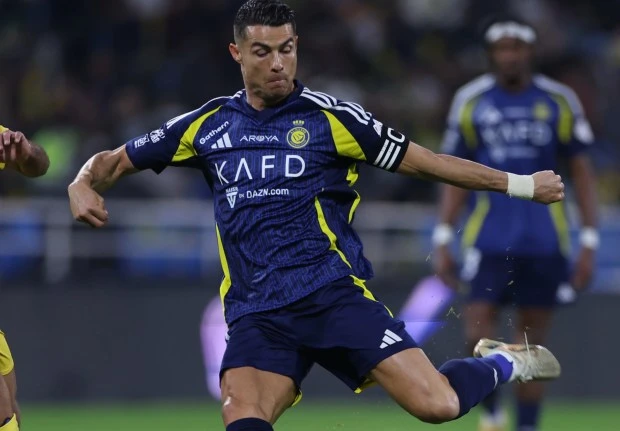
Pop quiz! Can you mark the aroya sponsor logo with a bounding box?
[240,135,279,143]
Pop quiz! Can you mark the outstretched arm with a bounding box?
[397,142,565,204]
[68,146,138,227]
[71,146,138,193]
[0,129,50,177]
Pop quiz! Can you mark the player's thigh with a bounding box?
[219,314,309,425]
[221,367,297,425]
[307,282,458,422]
[0,374,11,419]
[2,371,19,422]
[370,348,459,423]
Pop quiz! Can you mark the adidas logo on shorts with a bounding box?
[380,329,402,349]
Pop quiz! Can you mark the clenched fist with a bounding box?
[68,182,109,228]
[532,170,564,204]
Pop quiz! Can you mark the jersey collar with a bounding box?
[238,80,305,122]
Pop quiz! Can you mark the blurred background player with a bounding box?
[432,17,598,431]
[0,125,49,431]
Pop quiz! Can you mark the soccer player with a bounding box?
[68,2,565,430]
[432,17,598,431]
[1,125,49,431]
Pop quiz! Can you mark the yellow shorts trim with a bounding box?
[0,331,15,376]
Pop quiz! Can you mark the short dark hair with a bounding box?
[234,0,296,41]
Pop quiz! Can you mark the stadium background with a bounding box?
[1,0,619,429]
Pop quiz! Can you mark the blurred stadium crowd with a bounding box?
[0,0,618,202]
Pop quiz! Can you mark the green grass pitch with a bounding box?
[21,400,619,430]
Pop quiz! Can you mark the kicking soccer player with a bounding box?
[1,125,49,431]
[432,17,598,431]
[68,2,565,430]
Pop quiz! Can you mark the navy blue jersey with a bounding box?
[442,74,594,256]
[125,82,409,323]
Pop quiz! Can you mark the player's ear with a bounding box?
[229,43,242,64]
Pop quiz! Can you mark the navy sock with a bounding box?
[227,418,273,431]
[517,401,541,430]
[484,353,514,384]
[439,356,511,419]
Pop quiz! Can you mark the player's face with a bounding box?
[230,24,298,106]
[489,38,533,83]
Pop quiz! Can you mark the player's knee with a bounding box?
[402,379,460,424]
[414,393,460,424]
[221,394,270,425]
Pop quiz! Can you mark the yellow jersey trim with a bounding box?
[314,198,380,305]
[321,110,366,161]
[460,97,479,150]
[348,191,361,223]
[216,224,232,309]
[550,94,573,144]
[173,106,223,163]
[462,192,490,248]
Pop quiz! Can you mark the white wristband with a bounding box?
[506,173,535,200]
[579,227,600,250]
[432,223,455,247]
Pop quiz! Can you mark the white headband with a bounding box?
[485,21,537,44]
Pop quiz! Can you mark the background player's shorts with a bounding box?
[0,331,15,376]
[462,249,569,308]
[220,277,417,395]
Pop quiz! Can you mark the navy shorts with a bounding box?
[462,250,568,308]
[220,277,417,394]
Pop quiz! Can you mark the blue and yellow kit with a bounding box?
[442,73,594,258]
[125,82,410,324]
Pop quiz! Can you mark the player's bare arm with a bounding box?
[396,142,565,205]
[68,146,138,228]
[0,129,49,177]
[569,154,599,289]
